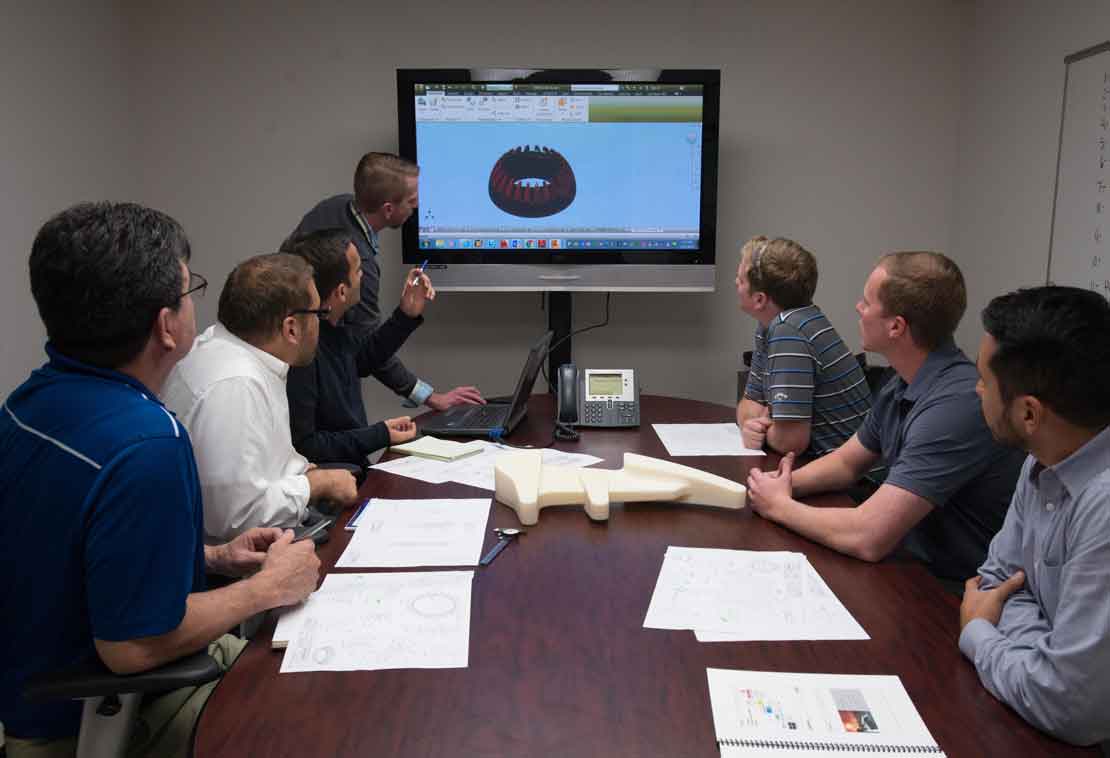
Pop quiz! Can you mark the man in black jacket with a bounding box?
[291,152,483,411]
[284,229,428,464]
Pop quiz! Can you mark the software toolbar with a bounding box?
[418,237,697,250]
[416,93,589,123]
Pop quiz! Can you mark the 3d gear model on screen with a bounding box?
[488,145,577,218]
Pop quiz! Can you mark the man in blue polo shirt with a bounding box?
[746,252,1024,583]
[0,203,321,757]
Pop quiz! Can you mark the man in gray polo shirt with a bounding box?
[735,236,872,457]
[747,252,1024,582]
[959,286,1110,747]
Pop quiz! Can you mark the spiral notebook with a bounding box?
[706,669,946,756]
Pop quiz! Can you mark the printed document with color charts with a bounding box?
[707,668,946,756]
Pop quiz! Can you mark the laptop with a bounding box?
[419,330,553,437]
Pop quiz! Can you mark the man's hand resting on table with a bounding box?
[427,386,485,410]
[741,405,773,450]
[960,571,1027,631]
[746,452,796,518]
[386,416,417,444]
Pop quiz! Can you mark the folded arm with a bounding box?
[766,419,812,456]
[960,485,1110,746]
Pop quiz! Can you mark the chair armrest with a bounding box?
[24,651,220,701]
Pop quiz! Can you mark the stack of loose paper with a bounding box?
[273,571,473,672]
[643,547,868,641]
[391,436,485,462]
[336,498,490,567]
[707,668,946,756]
[373,440,602,491]
[652,423,764,456]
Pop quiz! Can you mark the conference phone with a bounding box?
[557,364,640,428]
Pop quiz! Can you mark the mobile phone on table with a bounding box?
[292,517,333,545]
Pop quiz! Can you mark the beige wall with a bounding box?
[0,1,135,394]
[120,0,969,422]
[952,0,1110,353]
[8,1,1098,423]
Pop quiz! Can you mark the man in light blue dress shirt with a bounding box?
[960,285,1110,747]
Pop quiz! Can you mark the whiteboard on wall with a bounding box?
[1047,41,1110,295]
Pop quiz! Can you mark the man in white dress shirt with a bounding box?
[164,253,359,542]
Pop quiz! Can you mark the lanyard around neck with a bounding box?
[349,200,377,254]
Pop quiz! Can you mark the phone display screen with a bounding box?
[587,373,623,396]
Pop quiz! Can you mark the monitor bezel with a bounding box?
[396,68,720,272]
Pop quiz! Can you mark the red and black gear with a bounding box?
[488,145,577,218]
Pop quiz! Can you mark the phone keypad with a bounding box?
[580,401,639,427]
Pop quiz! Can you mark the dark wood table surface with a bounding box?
[194,394,1095,757]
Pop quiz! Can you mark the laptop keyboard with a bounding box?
[455,405,509,427]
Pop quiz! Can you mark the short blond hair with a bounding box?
[877,251,966,351]
[353,152,418,211]
[741,235,818,309]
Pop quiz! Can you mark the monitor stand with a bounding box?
[546,291,573,387]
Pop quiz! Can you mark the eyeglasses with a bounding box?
[287,307,331,320]
[181,270,208,301]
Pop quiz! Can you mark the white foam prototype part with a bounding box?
[494,451,747,525]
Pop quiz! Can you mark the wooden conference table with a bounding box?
[194,395,1095,757]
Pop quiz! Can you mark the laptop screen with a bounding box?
[505,330,553,423]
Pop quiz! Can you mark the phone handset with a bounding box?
[555,363,581,441]
[557,363,579,424]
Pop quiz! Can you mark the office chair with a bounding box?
[857,353,895,395]
[22,651,220,758]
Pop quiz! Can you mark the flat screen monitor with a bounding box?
[397,68,720,292]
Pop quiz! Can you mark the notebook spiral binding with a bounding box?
[717,738,943,753]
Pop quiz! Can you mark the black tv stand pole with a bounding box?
[547,292,572,390]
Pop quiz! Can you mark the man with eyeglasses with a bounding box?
[163,253,361,543]
[0,203,320,756]
[283,229,429,465]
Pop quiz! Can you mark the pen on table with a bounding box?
[412,259,428,286]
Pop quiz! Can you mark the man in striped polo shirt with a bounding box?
[736,236,872,457]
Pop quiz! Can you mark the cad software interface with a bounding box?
[413,82,704,252]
